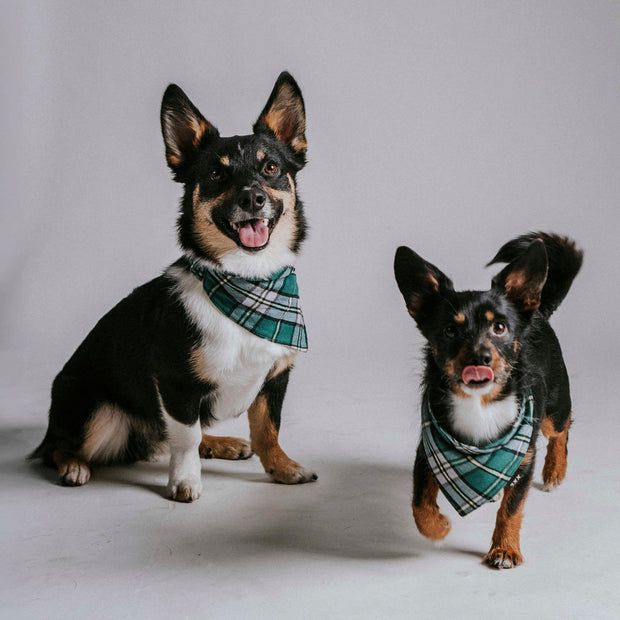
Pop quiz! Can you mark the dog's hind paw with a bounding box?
[54,451,91,486]
[542,463,566,491]
[199,435,253,460]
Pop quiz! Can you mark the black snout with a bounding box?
[469,347,493,366]
[238,187,267,213]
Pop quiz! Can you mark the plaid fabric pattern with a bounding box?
[190,262,308,351]
[421,389,534,517]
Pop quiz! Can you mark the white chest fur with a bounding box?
[448,393,519,445]
[167,265,291,422]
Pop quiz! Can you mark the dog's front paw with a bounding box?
[167,477,202,502]
[413,508,451,541]
[484,546,523,569]
[268,461,318,484]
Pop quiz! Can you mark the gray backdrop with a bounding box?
[2,2,619,618]
[3,1,619,368]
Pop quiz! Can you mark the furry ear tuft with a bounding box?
[161,84,218,177]
[492,239,548,314]
[394,246,453,324]
[254,72,307,159]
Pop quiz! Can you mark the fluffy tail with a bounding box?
[487,232,583,319]
[28,428,56,464]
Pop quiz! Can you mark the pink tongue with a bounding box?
[462,365,494,384]
[238,219,269,248]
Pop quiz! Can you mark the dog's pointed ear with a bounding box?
[394,246,453,325]
[161,84,219,176]
[491,238,548,314]
[254,72,307,162]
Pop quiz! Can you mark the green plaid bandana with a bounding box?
[421,390,534,516]
[190,262,308,352]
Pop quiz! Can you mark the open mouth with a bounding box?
[229,217,274,251]
[461,365,495,389]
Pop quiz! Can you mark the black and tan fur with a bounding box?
[394,232,582,568]
[31,72,317,501]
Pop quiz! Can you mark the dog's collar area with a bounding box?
[421,389,534,516]
[189,260,291,285]
[188,260,308,351]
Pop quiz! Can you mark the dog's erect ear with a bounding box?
[394,246,453,326]
[161,84,219,175]
[254,72,307,160]
[492,239,548,314]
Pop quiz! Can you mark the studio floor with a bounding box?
[1,351,618,620]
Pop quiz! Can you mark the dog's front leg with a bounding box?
[412,441,451,541]
[158,386,202,502]
[165,413,202,501]
[248,367,317,484]
[485,448,535,568]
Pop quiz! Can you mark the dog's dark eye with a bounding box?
[443,326,457,339]
[210,169,222,182]
[491,321,507,336]
[263,162,278,175]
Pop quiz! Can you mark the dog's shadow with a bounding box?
[7,426,482,564]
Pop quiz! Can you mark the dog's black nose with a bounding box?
[238,187,267,213]
[469,347,493,366]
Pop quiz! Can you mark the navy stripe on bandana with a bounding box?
[190,262,308,352]
[421,389,534,516]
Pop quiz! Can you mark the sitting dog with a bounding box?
[31,72,317,501]
[394,233,582,567]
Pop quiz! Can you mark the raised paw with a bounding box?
[413,508,451,542]
[167,477,202,503]
[199,435,253,460]
[267,461,318,485]
[484,546,523,569]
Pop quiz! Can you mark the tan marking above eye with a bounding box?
[454,313,465,323]
[219,155,230,166]
[485,310,495,322]
[256,150,266,162]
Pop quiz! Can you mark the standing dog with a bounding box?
[394,233,582,567]
[31,72,317,501]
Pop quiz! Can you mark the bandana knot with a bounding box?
[421,389,534,516]
[190,261,308,352]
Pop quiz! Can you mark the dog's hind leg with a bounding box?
[199,435,253,460]
[53,450,91,486]
[247,368,317,484]
[541,414,571,491]
[33,373,102,486]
